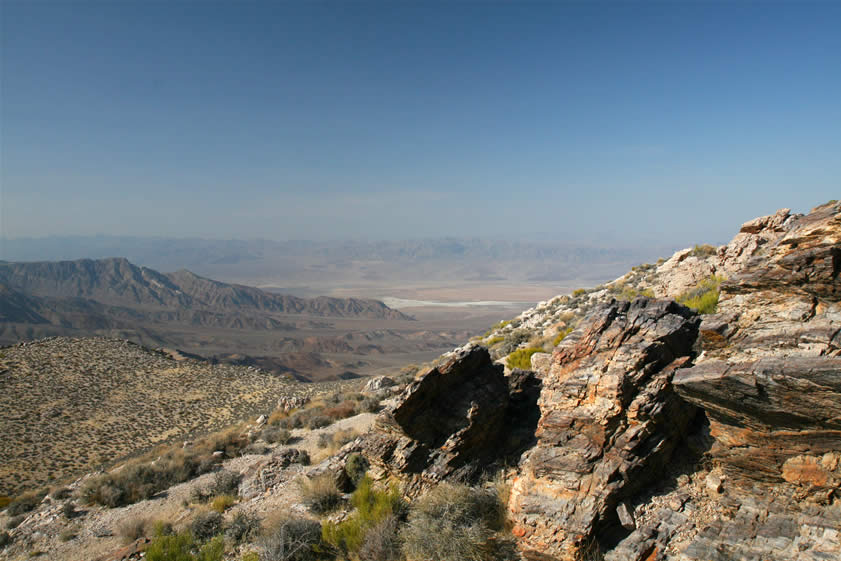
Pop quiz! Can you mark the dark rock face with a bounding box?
[508,298,701,561]
[363,344,510,492]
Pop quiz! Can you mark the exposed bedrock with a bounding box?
[507,298,701,560]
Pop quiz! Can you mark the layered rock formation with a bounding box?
[508,298,701,560]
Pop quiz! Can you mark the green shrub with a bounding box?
[506,348,543,370]
[321,476,404,557]
[484,336,504,346]
[552,327,573,347]
[0,531,10,548]
[299,474,342,514]
[400,483,505,561]
[344,454,369,488]
[210,494,236,513]
[61,502,77,519]
[145,532,224,561]
[191,510,223,542]
[677,275,725,314]
[259,517,323,561]
[572,288,588,297]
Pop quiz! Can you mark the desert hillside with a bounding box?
[1,200,839,561]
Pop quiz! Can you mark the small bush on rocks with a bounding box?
[400,483,505,561]
[225,511,261,544]
[210,494,236,513]
[299,474,342,514]
[0,531,11,548]
[6,515,24,530]
[507,348,543,370]
[344,454,369,488]
[191,510,224,542]
[260,516,323,561]
[261,426,293,445]
[118,517,148,543]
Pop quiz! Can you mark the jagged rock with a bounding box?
[362,344,509,493]
[508,298,701,561]
[674,201,841,488]
[238,448,310,498]
[363,376,396,393]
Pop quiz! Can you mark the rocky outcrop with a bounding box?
[674,200,841,487]
[362,344,510,493]
[508,298,701,560]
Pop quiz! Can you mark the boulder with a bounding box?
[362,344,510,493]
[508,298,701,560]
[363,376,396,393]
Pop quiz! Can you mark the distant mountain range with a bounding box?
[0,257,409,338]
[0,236,675,291]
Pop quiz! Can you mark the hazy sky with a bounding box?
[1,1,839,246]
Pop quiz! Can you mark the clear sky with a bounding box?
[1,1,839,246]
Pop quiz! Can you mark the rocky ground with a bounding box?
[2,200,840,561]
[0,337,360,497]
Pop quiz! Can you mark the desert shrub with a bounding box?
[146,531,224,561]
[0,496,11,510]
[400,483,505,561]
[677,275,725,314]
[50,487,72,500]
[0,531,10,548]
[191,510,224,542]
[299,474,342,514]
[323,401,356,421]
[482,320,510,337]
[259,516,323,561]
[357,514,401,561]
[225,511,261,544]
[59,527,77,542]
[552,327,573,347]
[317,433,333,449]
[572,288,588,297]
[690,244,718,257]
[119,517,149,543]
[506,348,543,370]
[306,415,332,430]
[61,501,77,519]
[322,476,404,557]
[612,282,655,301]
[210,494,236,513]
[356,396,381,413]
[211,470,241,497]
[244,442,271,455]
[241,553,260,561]
[344,454,369,488]
[6,489,46,516]
[484,336,504,346]
[6,515,24,530]
[261,426,293,445]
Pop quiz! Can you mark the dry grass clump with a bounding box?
[118,516,149,544]
[5,489,46,516]
[299,473,342,515]
[400,483,507,561]
[678,275,725,314]
[259,516,323,561]
[210,494,236,513]
[190,510,224,542]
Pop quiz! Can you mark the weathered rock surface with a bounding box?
[362,344,510,493]
[508,298,701,560]
[363,375,396,393]
[674,200,841,487]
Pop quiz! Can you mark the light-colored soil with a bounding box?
[0,337,350,498]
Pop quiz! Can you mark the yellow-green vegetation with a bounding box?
[507,347,544,369]
[210,494,236,513]
[145,532,224,561]
[572,288,588,297]
[552,327,573,347]
[485,336,504,346]
[678,275,725,314]
[482,320,510,337]
[322,476,403,557]
[299,473,342,514]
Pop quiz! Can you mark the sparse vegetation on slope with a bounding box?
[677,275,725,314]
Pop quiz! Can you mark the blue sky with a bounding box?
[1,1,839,246]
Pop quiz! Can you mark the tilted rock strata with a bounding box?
[509,298,701,560]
